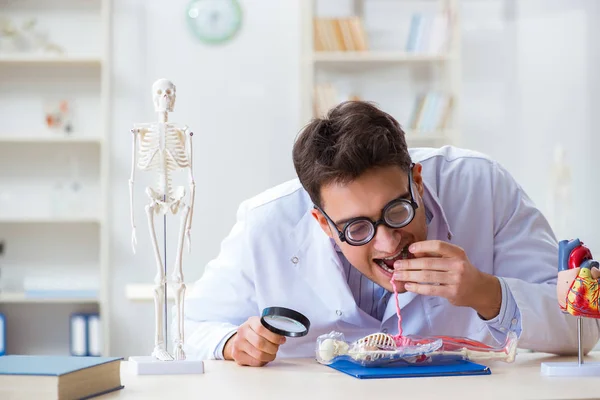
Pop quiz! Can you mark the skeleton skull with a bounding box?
[152,78,176,112]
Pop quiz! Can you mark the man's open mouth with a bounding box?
[374,246,413,274]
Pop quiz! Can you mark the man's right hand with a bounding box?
[223,316,286,367]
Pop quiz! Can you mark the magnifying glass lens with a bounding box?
[263,315,306,333]
[260,307,310,337]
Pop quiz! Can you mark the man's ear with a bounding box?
[311,208,334,239]
[412,162,424,197]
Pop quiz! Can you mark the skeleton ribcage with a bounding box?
[350,333,398,362]
[356,333,397,350]
[136,125,190,197]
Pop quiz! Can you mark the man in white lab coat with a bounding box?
[181,101,600,366]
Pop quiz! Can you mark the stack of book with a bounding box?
[313,17,368,52]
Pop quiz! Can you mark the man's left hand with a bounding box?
[393,240,502,320]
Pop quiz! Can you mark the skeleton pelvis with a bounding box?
[146,186,186,215]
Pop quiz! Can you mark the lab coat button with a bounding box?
[382,328,388,333]
[511,318,517,325]
[291,256,299,264]
[336,310,342,316]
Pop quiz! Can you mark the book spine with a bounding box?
[70,312,102,357]
[87,313,101,357]
[70,313,88,356]
[0,313,5,356]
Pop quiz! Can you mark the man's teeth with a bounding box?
[376,247,410,274]
[382,249,403,261]
[376,260,394,273]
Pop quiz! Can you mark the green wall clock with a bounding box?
[186,0,243,45]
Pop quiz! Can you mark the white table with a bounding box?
[104,352,600,400]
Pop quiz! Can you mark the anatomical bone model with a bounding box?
[316,330,518,366]
[129,79,195,361]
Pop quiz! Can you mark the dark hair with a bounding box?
[292,101,412,208]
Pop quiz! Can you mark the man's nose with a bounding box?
[372,225,401,253]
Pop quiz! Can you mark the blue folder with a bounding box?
[327,359,491,379]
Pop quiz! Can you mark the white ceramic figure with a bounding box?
[548,144,572,239]
[129,79,196,361]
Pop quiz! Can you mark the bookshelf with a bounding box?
[301,0,462,148]
[0,293,98,304]
[313,51,450,63]
[0,0,112,357]
[0,54,103,66]
[125,284,175,302]
[0,135,104,144]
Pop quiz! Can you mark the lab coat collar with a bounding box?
[421,179,454,241]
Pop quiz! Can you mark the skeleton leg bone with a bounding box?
[171,203,190,360]
[145,202,174,361]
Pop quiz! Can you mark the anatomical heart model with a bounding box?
[541,238,600,376]
[557,238,600,318]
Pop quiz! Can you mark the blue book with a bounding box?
[70,313,89,356]
[0,313,5,356]
[0,355,123,399]
[327,359,491,379]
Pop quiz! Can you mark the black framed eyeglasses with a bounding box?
[315,164,418,246]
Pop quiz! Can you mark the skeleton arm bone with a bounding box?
[186,129,196,253]
[129,128,138,254]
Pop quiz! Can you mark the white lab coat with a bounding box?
[181,146,600,361]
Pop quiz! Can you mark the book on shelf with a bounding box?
[70,313,102,357]
[0,313,5,356]
[313,83,337,117]
[23,275,99,299]
[0,355,123,400]
[405,12,451,55]
[314,16,368,52]
[409,92,454,133]
[313,83,361,117]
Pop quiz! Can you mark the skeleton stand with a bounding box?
[541,316,600,376]
[162,201,167,353]
[128,78,204,375]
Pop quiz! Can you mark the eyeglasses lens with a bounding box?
[384,201,413,226]
[345,220,374,244]
[344,200,413,245]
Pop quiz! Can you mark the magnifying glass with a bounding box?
[260,307,310,337]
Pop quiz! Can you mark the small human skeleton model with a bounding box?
[318,331,518,364]
[129,79,195,361]
[318,332,432,364]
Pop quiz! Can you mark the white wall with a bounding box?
[108,0,600,357]
[460,0,599,251]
